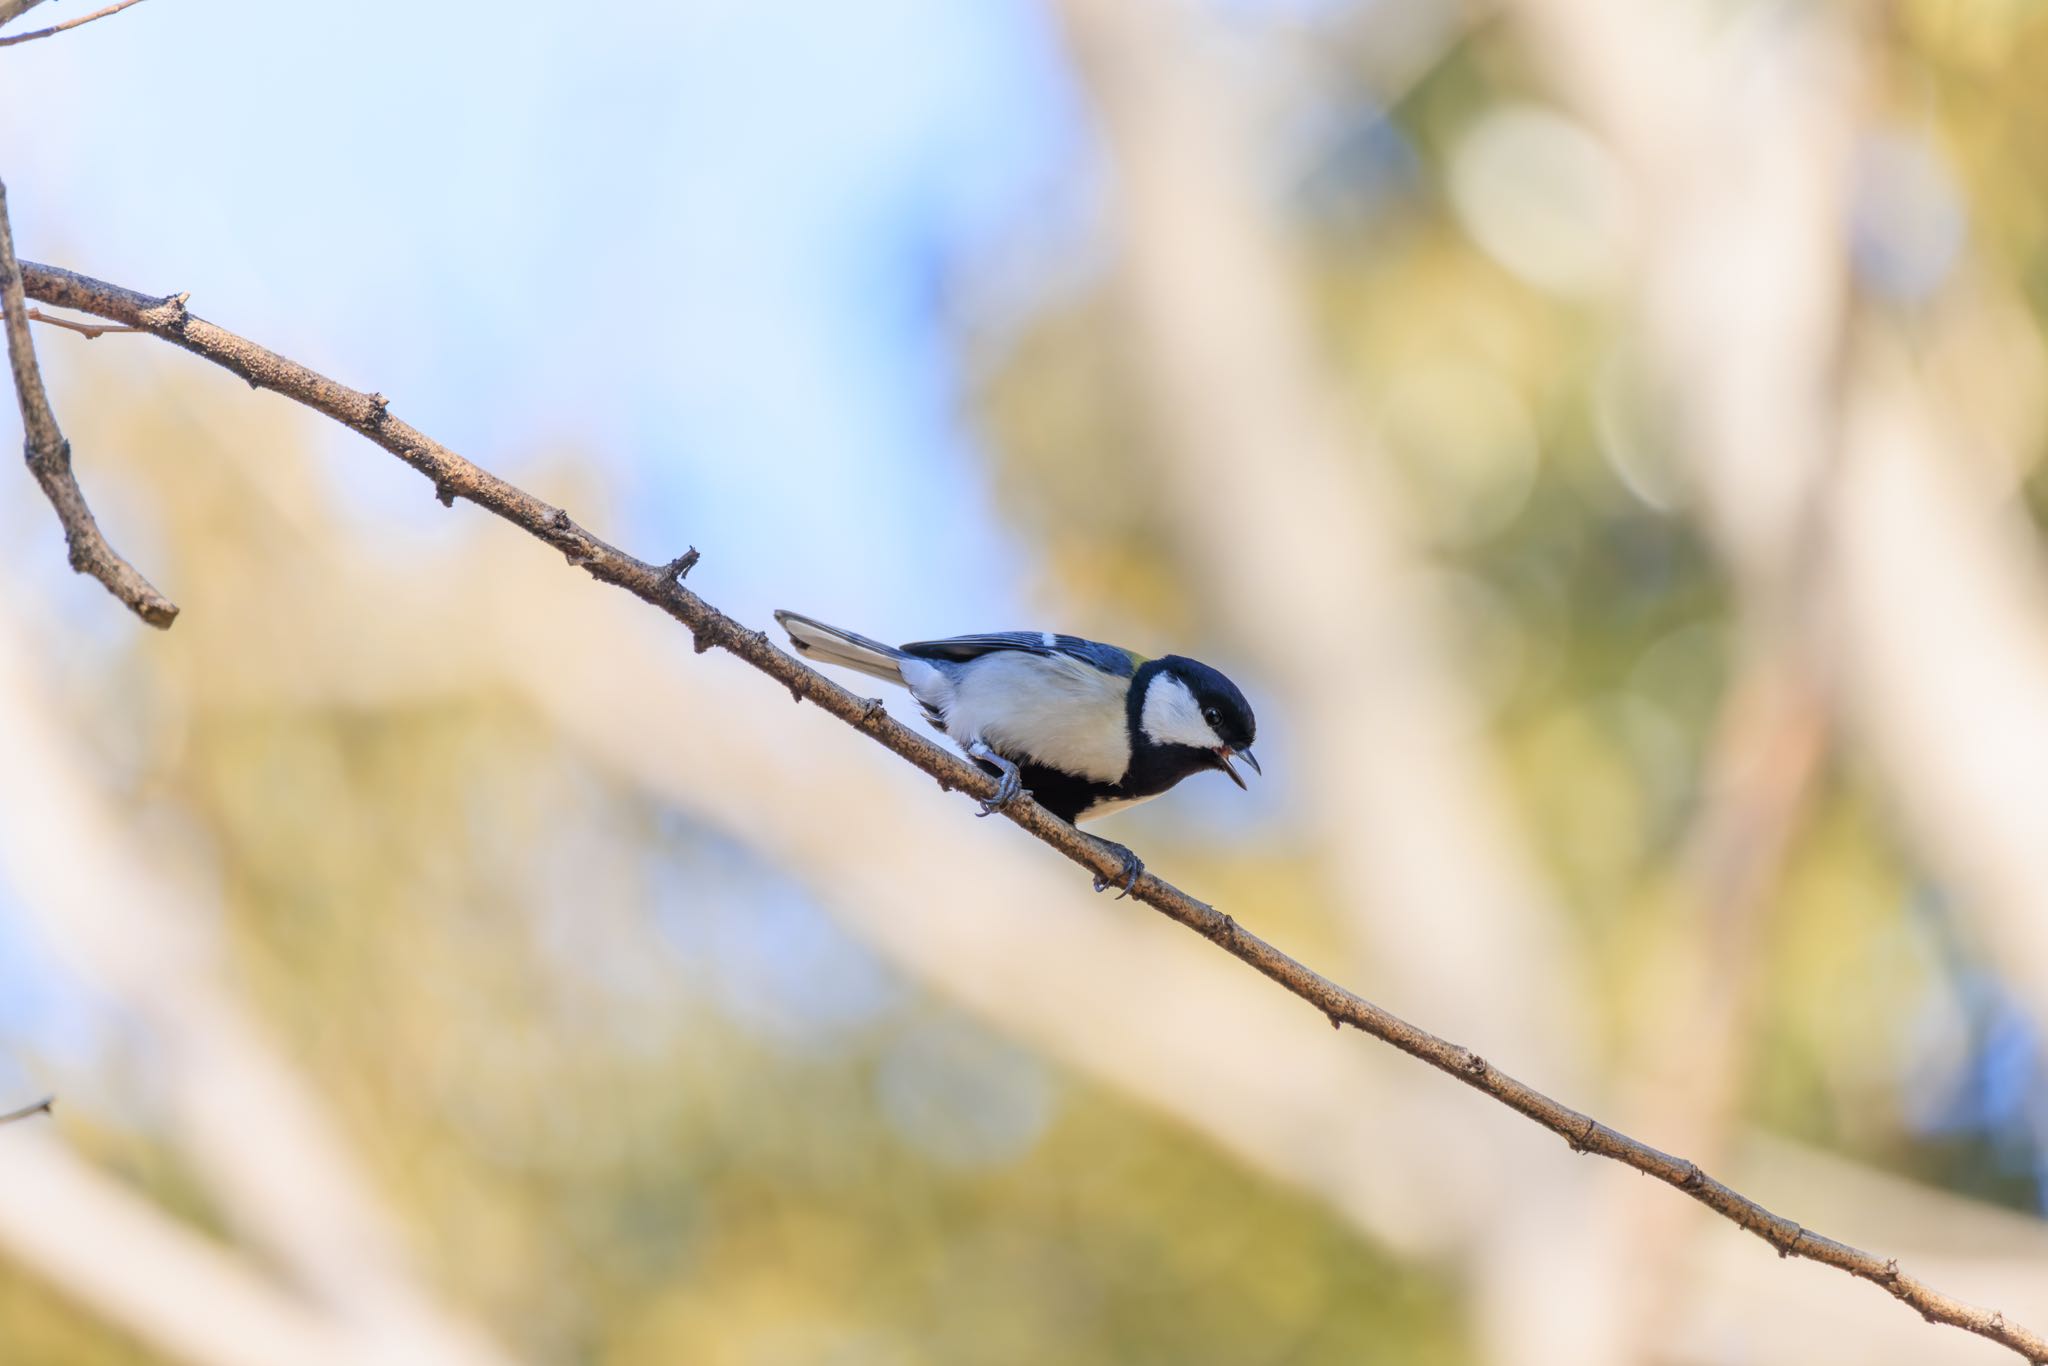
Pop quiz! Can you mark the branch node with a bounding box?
[24,433,67,473]
[551,510,586,567]
[364,392,390,423]
[433,481,456,508]
[138,291,190,330]
[664,547,700,581]
[1326,1012,1343,1030]
[1566,1115,1598,1153]
[1464,1052,1488,1077]
[1678,1162,1704,1190]
[859,697,887,725]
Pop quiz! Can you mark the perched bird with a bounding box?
[774,611,1258,893]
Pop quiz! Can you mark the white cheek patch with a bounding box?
[1140,674,1226,750]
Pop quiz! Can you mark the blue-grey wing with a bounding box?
[900,631,1138,678]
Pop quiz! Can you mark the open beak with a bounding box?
[1214,746,1260,790]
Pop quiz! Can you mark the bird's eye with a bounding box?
[1202,706,1221,727]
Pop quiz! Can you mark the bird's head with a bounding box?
[1136,656,1260,789]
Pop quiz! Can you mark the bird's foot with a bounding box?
[977,767,1029,816]
[967,742,1029,816]
[1090,838,1144,899]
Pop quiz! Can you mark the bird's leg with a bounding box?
[1089,837,1144,899]
[966,740,1028,816]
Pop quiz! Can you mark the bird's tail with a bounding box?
[774,610,908,685]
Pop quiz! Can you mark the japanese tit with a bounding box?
[774,611,1259,840]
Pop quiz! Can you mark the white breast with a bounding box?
[938,652,1132,784]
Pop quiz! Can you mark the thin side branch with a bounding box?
[0,193,176,625]
[19,257,2048,1366]
[30,305,140,339]
[0,0,147,46]
[0,1095,52,1125]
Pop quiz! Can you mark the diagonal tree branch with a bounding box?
[0,188,176,625]
[19,257,2048,1366]
[0,0,148,47]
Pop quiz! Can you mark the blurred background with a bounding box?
[2,0,2047,1362]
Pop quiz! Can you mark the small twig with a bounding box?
[0,187,177,626]
[19,256,2048,1366]
[0,1095,53,1125]
[27,306,140,340]
[0,0,147,46]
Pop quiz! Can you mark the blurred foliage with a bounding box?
[973,0,2048,1232]
[12,1,2048,1362]
[0,1266,165,1366]
[16,698,1467,1363]
[2,366,1468,1362]
[197,702,1462,1364]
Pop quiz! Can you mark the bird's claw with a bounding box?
[1091,840,1144,899]
[976,769,1027,816]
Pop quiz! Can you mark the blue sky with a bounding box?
[0,0,1098,1101]
[2,0,1088,627]
[0,0,1320,1117]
